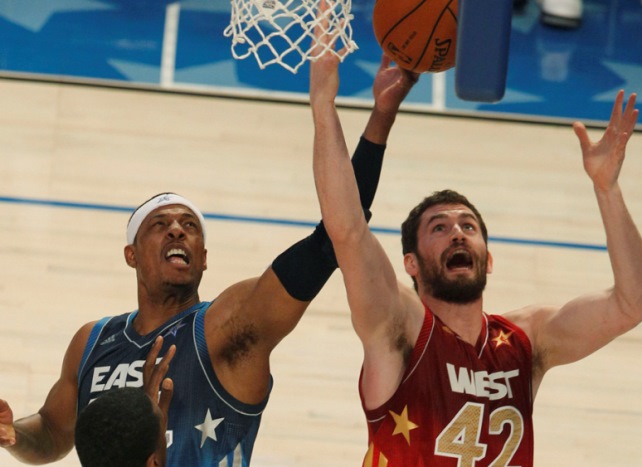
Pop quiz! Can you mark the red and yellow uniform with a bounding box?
[361,307,533,467]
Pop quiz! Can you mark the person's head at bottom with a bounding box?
[75,387,166,467]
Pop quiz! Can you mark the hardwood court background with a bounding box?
[0,78,641,466]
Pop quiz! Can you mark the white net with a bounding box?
[224,0,358,73]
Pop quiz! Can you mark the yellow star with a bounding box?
[363,443,388,467]
[492,330,513,349]
[389,405,418,445]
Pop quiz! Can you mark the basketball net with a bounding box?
[224,0,358,74]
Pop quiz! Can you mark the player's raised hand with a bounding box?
[309,0,343,106]
[372,54,419,116]
[0,399,16,448]
[573,90,639,191]
[143,335,175,423]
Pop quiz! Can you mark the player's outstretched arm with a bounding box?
[529,90,642,373]
[1,322,94,463]
[309,22,427,407]
[575,91,642,327]
[309,19,412,348]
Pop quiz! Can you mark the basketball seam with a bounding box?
[378,0,430,47]
[412,0,457,72]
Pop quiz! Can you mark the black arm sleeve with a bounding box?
[351,136,386,211]
[272,137,384,301]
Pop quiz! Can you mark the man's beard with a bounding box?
[416,251,488,304]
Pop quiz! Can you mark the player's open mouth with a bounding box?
[446,250,473,270]
[166,248,189,265]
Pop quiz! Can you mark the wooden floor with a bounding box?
[0,77,641,466]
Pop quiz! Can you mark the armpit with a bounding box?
[220,321,259,367]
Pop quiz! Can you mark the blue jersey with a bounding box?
[77,301,271,467]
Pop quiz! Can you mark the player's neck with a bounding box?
[134,291,201,334]
[424,296,484,345]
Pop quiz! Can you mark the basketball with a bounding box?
[373,0,458,73]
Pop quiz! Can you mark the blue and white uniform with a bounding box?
[77,301,270,467]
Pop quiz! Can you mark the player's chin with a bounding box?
[162,269,197,285]
[164,278,195,290]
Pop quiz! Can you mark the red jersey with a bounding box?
[360,307,533,467]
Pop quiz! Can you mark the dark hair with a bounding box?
[75,388,161,467]
[401,189,488,255]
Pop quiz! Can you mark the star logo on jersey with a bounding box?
[389,405,418,445]
[363,442,389,467]
[195,409,224,448]
[164,321,187,339]
[492,330,513,349]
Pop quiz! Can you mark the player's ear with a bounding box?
[486,250,493,274]
[124,244,137,268]
[146,454,160,466]
[203,248,207,271]
[404,252,419,276]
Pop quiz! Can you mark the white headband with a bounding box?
[126,193,206,244]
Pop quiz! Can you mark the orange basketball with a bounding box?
[373,0,458,73]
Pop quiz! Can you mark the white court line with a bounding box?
[161,2,181,87]
[432,71,446,111]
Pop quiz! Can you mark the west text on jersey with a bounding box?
[446,363,520,401]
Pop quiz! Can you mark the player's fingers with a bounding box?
[156,345,176,381]
[144,336,163,373]
[624,92,637,115]
[622,94,639,132]
[158,378,174,421]
[572,121,591,152]
[0,399,14,425]
[379,53,392,71]
[608,89,625,127]
[0,425,16,447]
[0,438,17,447]
[401,68,420,85]
[318,0,330,36]
[0,399,10,412]
[312,0,333,58]
[143,336,166,398]
[148,344,176,402]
